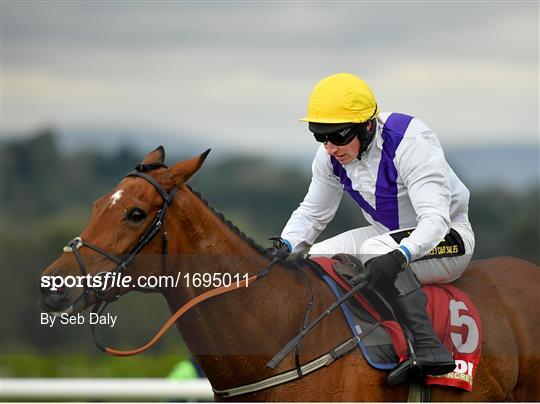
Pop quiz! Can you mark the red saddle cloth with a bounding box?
[424,284,482,391]
[312,257,482,391]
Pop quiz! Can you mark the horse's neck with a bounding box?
[163,189,311,387]
[165,187,270,279]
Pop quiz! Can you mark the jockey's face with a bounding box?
[324,136,361,164]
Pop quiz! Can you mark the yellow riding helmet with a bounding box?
[300,73,378,124]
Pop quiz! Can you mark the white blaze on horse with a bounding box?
[109,189,123,207]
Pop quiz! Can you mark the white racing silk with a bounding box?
[282,112,471,261]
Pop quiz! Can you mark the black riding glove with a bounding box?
[351,249,409,287]
[268,236,292,261]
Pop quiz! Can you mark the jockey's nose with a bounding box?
[325,142,339,155]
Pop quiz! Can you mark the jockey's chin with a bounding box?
[333,154,356,164]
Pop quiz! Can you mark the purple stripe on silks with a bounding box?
[375,113,414,230]
[331,156,380,220]
[331,113,414,230]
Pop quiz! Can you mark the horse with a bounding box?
[40,146,540,401]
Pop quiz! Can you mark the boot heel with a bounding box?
[386,359,412,386]
[385,358,423,386]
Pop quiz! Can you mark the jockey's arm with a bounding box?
[281,146,343,254]
[395,129,452,261]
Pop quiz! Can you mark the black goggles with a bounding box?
[312,125,359,146]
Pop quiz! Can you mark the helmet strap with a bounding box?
[357,118,377,160]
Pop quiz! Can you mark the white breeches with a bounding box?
[308,222,475,285]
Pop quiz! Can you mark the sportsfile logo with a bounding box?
[40,272,250,291]
[41,273,132,291]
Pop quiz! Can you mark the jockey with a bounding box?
[280,73,475,384]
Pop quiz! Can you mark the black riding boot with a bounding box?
[379,268,455,385]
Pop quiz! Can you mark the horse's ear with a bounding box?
[141,146,165,166]
[170,149,211,185]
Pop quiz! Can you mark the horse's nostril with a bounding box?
[40,284,67,297]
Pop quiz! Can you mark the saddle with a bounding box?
[309,254,482,393]
[332,253,395,320]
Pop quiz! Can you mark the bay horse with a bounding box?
[40,147,540,401]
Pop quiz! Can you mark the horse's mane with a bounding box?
[185,185,314,274]
[186,185,274,258]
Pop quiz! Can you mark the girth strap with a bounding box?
[213,336,360,398]
[408,379,431,402]
[214,322,380,399]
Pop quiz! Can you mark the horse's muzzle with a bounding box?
[39,278,85,314]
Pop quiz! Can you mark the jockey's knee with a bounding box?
[359,236,395,265]
[308,240,332,256]
[309,231,360,256]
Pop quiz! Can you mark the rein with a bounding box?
[99,271,265,356]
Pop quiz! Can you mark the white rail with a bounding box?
[1,378,214,400]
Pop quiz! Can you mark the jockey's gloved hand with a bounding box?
[268,236,292,261]
[351,249,409,287]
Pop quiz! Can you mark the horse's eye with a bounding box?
[126,208,147,223]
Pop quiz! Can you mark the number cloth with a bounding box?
[423,284,482,391]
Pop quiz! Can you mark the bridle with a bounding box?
[65,163,177,301]
[62,162,278,354]
[62,163,181,350]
